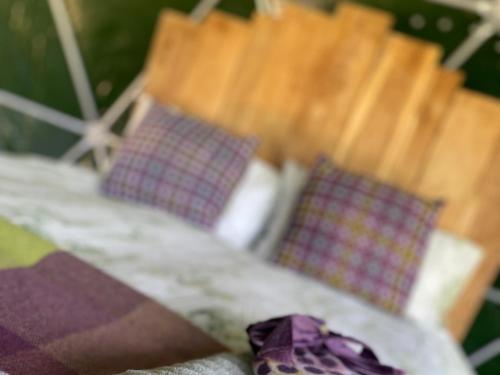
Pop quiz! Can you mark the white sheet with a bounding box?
[0,153,475,375]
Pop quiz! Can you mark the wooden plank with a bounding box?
[145,11,198,105]
[215,11,283,152]
[446,93,500,341]
[417,90,500,235]
[335,34,442,178]
[391,69,464,189]
[446,128,500,340]
[418,90,500,201]
[218,3,341,163]
[445,248,500,340]
[415,91,500,341]
[472,138,500,249]
[290,2,393,165]
[176,11,250,122]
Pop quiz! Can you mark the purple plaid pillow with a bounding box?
[102,102,258,228]
[275,155,441,313]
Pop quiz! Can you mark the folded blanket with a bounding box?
[120,353,253,375]
[0,249,226,375]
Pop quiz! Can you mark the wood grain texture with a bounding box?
[291,2,393,164]
[335,34,442,178]
[146,10,198,105]
[418,90,500,233]
[176,12,251,121]
[144,1,500,341]
[220,3,345,163]
[420,90,500,339]
[391,69,464,189]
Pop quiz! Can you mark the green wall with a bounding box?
[0,0,254,156]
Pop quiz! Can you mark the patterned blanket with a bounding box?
[0,244,226,375]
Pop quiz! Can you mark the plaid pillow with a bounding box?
[102,102,258,228]
[275,155,441,313]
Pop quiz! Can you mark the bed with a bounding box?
[2,1,500,374]
[0,153,474,374]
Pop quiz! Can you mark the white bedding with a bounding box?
[0,153,475,375]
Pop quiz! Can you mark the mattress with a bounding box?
[0,153,475,375]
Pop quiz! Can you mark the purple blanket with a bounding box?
[0,251,226,375]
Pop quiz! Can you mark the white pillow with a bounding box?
[405,231,483,326]
[215,159,280,250]
[253,160,308,260]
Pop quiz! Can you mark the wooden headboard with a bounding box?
[144,1,500,340]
